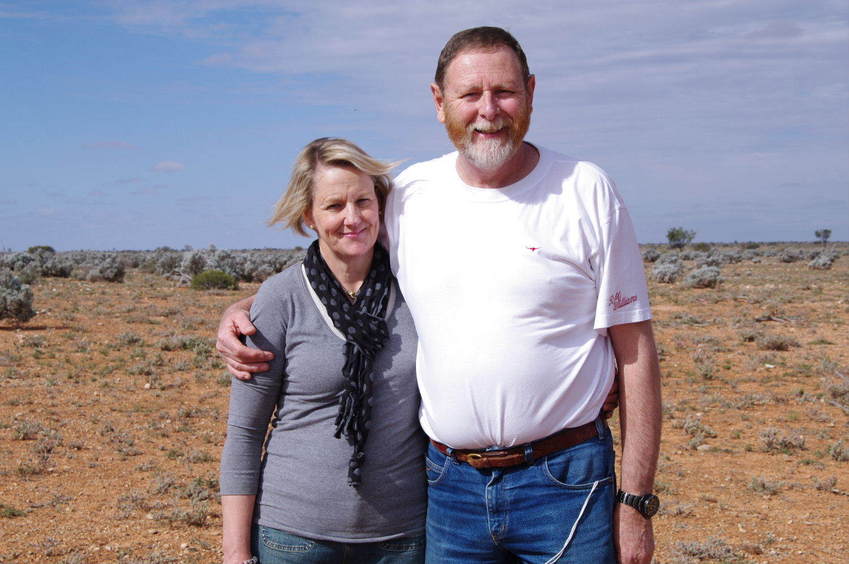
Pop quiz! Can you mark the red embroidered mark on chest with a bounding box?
[527,247,540,252]
[609,291,637,311]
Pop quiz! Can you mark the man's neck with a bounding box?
[455,142,540,188]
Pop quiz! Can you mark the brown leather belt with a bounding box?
[431,421,598,469]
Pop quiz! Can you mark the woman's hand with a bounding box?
[216,296,274,380]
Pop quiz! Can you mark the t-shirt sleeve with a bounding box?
[593,186,652,330]
[219,275,289,495]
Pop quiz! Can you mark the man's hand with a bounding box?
[216,296,273,380]
[614,504,655,564]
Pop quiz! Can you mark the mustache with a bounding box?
[467,118,509,134]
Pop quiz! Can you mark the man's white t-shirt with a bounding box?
[385,145,651,449]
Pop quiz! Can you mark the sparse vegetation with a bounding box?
[1,241,846,561]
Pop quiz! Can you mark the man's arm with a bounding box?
[608,319,662,564]
[216,295,273,380]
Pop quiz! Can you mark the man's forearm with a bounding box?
[609,320,662,493]
[609,320,662,564]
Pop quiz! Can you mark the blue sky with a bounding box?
[2,0,847,251]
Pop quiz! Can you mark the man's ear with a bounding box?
[430,82,446,124]
[526,74,536,111]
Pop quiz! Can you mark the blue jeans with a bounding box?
[252,524,425,563]
[425,419,616,563]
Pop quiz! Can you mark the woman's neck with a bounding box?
[318,243,374,293]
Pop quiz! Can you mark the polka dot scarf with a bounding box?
[302,240,392,487]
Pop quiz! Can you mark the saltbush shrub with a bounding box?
[656,252,680,265]
[0,269,36,323]
[778,249,801,263]
[684,266,721,288]
[642,248,661,263]
[808,252,836,270]
[191,270,238,290]
[180,251,208,278]
[85,256,126,283]
[652,262,682,284]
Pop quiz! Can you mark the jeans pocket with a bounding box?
[257,525,316,553]
[542,440,614,489]
[424,447,449,485]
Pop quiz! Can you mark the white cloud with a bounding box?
[152,161,185,172]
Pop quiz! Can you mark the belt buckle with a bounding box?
[464,452,485,468]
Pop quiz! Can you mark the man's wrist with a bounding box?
[616,489,660,519]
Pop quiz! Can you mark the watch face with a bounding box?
[642,495,660,517]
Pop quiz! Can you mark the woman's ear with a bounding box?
[303,207,314,231]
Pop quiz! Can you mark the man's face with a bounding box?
[432,46,534,171]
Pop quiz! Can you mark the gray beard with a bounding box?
[461,137,516,171]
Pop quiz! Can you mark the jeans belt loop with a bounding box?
[523,443,534,463]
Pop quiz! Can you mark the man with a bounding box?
[218,27,661,563]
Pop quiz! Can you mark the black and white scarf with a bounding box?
[302,240,392,487]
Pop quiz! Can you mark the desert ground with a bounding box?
[1,243,847,563]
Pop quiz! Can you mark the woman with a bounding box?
[220,138,426,564]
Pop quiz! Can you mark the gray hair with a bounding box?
[434,26,531,90]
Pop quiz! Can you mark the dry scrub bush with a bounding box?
[652,262,682,284]
[83,255,125,282]
[642,248,660,262]
[756,334,799,351]
[683,266,722,288]
[760,427,805,453]
[0,269,35,323]
[673,537,740,561]
[808,251,837,270]
[779,248,802,263]
[829,440,849,462]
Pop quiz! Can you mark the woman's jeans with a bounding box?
[424,418,617,563]
[252,525,425,564]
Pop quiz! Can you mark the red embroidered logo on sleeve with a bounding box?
[609,291,637,311]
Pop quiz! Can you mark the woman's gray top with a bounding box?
[220,263,426,542]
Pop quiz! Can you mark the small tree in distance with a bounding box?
[667,227,696,249]
[815,229,831,248]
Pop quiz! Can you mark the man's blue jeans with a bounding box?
[424,418,616,563]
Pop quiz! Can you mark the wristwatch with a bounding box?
[616,489,660,519]
[240,558,258,564]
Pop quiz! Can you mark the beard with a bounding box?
[445,106,531,171]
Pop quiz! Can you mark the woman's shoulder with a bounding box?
[254,261,305,303]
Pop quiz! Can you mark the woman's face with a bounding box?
[304,164,380,265]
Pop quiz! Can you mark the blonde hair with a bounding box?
[269,138,396,237]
